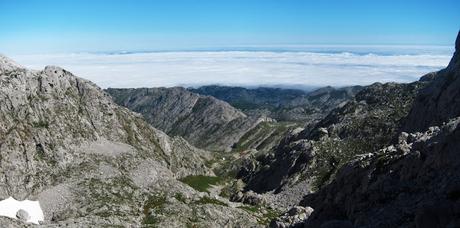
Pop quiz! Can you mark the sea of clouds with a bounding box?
[11,46,453,89]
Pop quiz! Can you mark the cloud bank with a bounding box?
[11,49,453,89]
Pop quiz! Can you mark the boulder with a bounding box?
[269,206,314,228]
[16,209,30,222]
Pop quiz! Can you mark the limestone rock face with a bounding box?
[294,31,460,228]
[0,55,259,227]
[238,81,425,198]
[403,31,460,132]
[0,57,210,198]
[301,117,460,228]
[106,87,263,152]
[269,206,314,228]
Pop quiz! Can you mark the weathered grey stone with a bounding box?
[0,55,260,227]
[239,81,425,197]
[403,31,460,132]
[106,87,264,152]
[15,209,30,222]
[299,32,460,227]
[269,206,314,228]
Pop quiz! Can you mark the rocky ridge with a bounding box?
[237,81,426,200]
[0,55,260,227]
[272,30,460,227]
[191,85,362,123]
[1,30,458,228]
[106,87,265,152]
[301,117,460,227]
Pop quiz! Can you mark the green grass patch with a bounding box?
[238,205,259,213]
[143,194,167,225]
[258,208,281,225]
[32,120,49,128]
[174,192,187,203]
[194,196,228,206]
[179,175,224,193]
[237,205,281,225]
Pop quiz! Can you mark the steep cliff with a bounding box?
[276,31,460,228]
[403,31,460,132]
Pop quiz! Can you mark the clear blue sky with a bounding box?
[1,0,459,54]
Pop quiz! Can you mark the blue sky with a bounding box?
[1,0,459,54]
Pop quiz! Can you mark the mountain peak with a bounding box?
[448,30,460,69]
[0,54,23,73]
[456,30,460,51]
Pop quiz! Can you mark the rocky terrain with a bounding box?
[0,31,458,228]
[234,81,426,210]
[105,84,364,208]
[0,55,264,227]
[191,85,362,123]
[107,84,362,164]
[268,31,460,227]
[106,87,265,152]
[190,86,309,112]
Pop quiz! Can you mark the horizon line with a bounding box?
[7,44,454,56]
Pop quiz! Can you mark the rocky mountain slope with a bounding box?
[271,31,460,227]
[0,55,261,227]
[403,32,460,133]
[190,86,309,111]
[106,87,265,152]
[235,81,426,209]
[191,85,362,123]
[2,31,458,228]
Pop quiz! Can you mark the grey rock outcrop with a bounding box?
[238,81,425,197]
[403,30,460,132]
[269,206,313,228]
[0,55,260,227]
[15,209,30,222]
[301,117,460,227]
[106,87,263,152]
[296,31,460,228]
[230,190,265,205]
[0,57,211,198]
[0,217,25,227]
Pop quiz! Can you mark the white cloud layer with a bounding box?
[11,49,452,89]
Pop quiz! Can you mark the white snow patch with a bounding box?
[0,197,44,224]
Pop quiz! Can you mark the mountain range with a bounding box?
[0,31,458,227]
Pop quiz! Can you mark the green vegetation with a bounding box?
[194,196,228,206]
[143,194,167,225]
[34,144,46,160]
[258,208,281,225]
[231,101,262,110]
[219,179,245,198]
[311,131,390,191]
[238,205,259,213]
[32,120,49,128]
[33,143,57,165]
[73,176,142,221]
[237,205,281,225]
[174,192,187,203]
[179,175,224,193]
[86,177,138,205]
